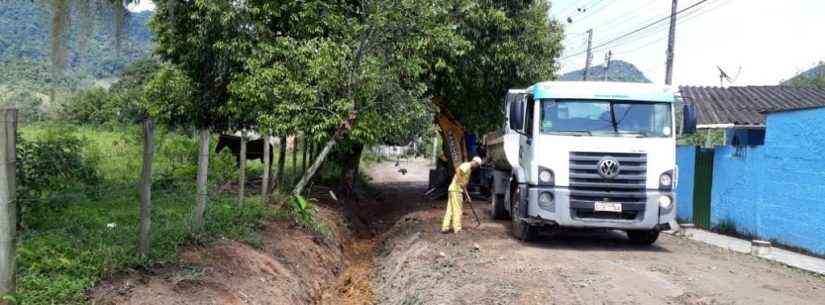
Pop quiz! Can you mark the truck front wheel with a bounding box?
[510,187,537,241]
[626,230,660,245]
[490,194,508,220]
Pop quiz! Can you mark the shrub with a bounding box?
[0,89,46,122]
[16,127,102,202]
[58,88,116,125]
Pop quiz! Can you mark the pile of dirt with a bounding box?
[91,206,352,305]
[371,210,520,305]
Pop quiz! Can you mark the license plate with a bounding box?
[594,201,622,213]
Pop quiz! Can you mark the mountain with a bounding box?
[782,63,825,88]
[559,60,651,83]
[0,2,154,93]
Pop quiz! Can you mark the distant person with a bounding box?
[442,156,482,234]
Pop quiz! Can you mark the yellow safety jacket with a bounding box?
[448,162,472,192]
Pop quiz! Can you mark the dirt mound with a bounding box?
[371,210,518,305]
[91,206,351,305]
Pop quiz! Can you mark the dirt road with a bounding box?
[361,160,825,305]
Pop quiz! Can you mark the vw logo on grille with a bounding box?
[597,157,621,179]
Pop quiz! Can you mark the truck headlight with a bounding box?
[538,167,554,186]
[659,170,673,190]
[658,195,673,210]
[538,192,554,209]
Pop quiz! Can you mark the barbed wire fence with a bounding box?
[0,110,330,298]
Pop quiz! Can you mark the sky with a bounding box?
[129,0,825,86]
[551,0,825,86]
[127,0,155,12]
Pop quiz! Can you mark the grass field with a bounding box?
[14,124,308,305]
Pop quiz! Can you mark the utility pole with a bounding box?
[603,50,613,81]
[582,29,594,81]
[0,109,16,300]
[664,0,678,85]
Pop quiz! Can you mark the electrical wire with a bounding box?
[565,0,717,58]
[561,0,714,60]
[562,1,704,59]
[610,0,731,56]
[587,0,660,32]
[555,0,602,21]
[569,0,619,24]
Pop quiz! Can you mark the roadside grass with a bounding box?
[17,188,277,304]
[14,123,315,305]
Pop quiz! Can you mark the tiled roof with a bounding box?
[678,86,825,127]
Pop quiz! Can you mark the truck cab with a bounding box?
[486,81,696,244]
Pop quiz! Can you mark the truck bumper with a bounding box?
[526,186,675,230]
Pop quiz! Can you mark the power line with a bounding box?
[561,0,713,60]
[609,0,731,56]
[555,0,603,22]
[568,0,619,24]
[563,0,711,59]
[552,1,585,17]
[587,0,660,31]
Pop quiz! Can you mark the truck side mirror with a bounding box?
[682,104,697,134]
[509,98,524,132]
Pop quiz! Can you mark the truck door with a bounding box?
[519,94,535,179]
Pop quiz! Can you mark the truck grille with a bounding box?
[569,152,647,211]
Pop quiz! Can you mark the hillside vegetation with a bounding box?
[783,62,825,88]
[559,60,651,83]
[0,1,153,117]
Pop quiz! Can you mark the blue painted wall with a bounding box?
[709,107,825,255]
[675,145,696,222]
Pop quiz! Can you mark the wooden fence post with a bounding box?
[138,118,154,257]
[261,134,271,204]
[192,128,210,231]
[0,109,17,301]
[238,130,247,205]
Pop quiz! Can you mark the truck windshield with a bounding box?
[540,99,673,137]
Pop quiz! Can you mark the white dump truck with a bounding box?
[485,81,696,244]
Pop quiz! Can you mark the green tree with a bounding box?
[148,1,258,231]
[59,87,114,124]
[108,58,162,123]
[230,0,453,197]
[427,0,564,134]
[787,62,825,89]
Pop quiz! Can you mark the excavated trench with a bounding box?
[93,160,825,305]
[90,160,430,305]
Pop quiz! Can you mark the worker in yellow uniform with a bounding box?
[442,156,483,234]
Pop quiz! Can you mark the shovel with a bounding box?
[463,190,482,227]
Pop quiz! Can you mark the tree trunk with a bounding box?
[261,134,271,204]
[310,141,317,164]
[138,119,154,257]
[275,135,287,190]
[292,112,357,197]
[293,137,337,197]
[302,136,308,174]
[291,135,298,185]
[0,109,17,301]
[335,142,364,199]
[238,130,247,205]
[192,128,210,231]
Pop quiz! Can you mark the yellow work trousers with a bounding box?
[442,191,463,232]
